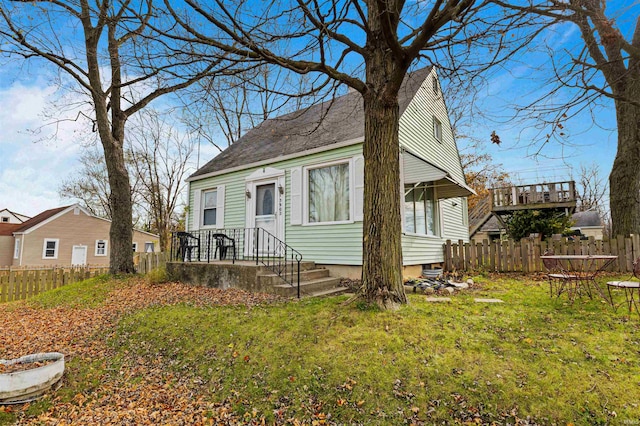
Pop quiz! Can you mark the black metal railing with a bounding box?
[170,228,303,297]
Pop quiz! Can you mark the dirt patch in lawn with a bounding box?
[0,278,282,425]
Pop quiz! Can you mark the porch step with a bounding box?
[256,261,317,275]
[272,276,343,298]
[257,268,330,286]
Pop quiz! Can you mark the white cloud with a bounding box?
[0,81,88,216]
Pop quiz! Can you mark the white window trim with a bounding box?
[302,158,354,226]
[42,238,60,259]
[200,188,218,229]
[195,186,225,230]
[95,239,108,257]
[13,238,20,259]
[2,217,9,223]
[433,117,442,143]
[132,242,138,252]
[144,241,155,253]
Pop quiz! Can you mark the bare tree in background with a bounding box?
[167,0,540,308]
[129,112,195,251]
[574,162,610,235]
[0,0,223,273]
[460,141,510,211]
[492,0,640,236]
[182,66,311,150]
[58,147,145,224]
[59,111,195,251]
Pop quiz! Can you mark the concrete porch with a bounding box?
[166,260,348,298]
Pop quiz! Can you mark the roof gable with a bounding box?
[13,205,75,234]
[189,67,433,180]
[0,208,30,223]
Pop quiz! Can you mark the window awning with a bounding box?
[402,150,475,199]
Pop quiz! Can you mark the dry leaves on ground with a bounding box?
[1,279,283,425]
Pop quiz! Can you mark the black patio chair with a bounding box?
[211,233,236,262]
[175,231,200,262]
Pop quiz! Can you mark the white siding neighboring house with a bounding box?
[0,208,30,224]
[0,204,160,268]
[186,67,473,278]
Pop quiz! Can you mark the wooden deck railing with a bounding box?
[490,181,576,211]
[444,235,640,273]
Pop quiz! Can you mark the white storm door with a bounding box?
[255,183,277,236]
[71,245,87,265]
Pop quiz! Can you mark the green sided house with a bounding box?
[179,67,472,292]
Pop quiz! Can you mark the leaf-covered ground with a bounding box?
[1,277,282,425]
[2,274,640,425]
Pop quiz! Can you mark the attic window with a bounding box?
[1,217,8,222]
[432,76,439,94]
[433,117,442,143]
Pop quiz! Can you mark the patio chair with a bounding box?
[175,231,200,262]
[607,257,640,318]
[542,249,580,298]
[211,233,237,262]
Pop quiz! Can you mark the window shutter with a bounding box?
[192,189,202,230]
[354,155,365,221]
[216,185,225,229]
[290,167,302,225]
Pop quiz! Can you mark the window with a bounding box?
[1,217,8,223]
[42,238,59,259]
[433,117,442,143]
[202,189,217,226]
[432,75,439,94]
[13,239,20,259]
[145,242,155,253]
[132,242,138,252]
[308,162,350,223]
[404,184,437,236]
[95,240,107,256]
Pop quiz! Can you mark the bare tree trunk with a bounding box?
[360,37,407,307]
[103,131,135,274]
[610,96,640,236]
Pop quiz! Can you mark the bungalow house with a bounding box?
[0,204,160,268]
[185,67,472,279]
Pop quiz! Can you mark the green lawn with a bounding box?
[2,274,640,424]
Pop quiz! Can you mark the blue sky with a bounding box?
[0,10,620,218]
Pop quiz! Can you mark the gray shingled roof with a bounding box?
[189,67,433,180]
[572,210,603,227]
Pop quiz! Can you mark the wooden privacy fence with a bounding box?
[0,253,167,303]
[444,235,640,273]
[0,266,109,303]
[134,252,168,274]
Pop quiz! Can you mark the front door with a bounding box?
[255,183,277,237]
[246,171,285,256]
[71,245,87,266]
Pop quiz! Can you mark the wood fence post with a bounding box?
[489,240,496,272]
[444,240,452,271]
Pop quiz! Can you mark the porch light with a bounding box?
[278,184,284,194]
[245,190,251,199]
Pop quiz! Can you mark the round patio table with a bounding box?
[539,254,618,303]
